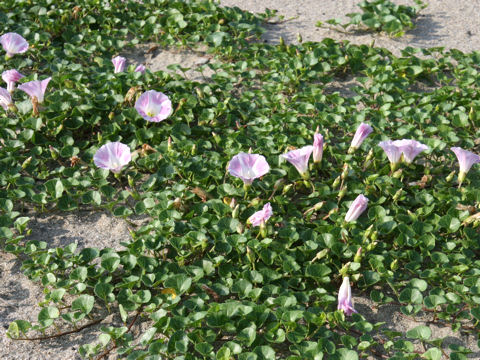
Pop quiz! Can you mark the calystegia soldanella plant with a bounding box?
[1,0,480,359]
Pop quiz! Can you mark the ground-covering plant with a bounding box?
[319,0,427,37]
[1,0,480,359]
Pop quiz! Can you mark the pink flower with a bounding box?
[248,203,273,227]
[313,133,324,163]
[0,87,13,111]
[379,140,402,166]
[93,142,132,173]
[228,152,270,185]
[338,277,357,316]
[281,145,314,178]
[134,64,146,73]
[0,32,28,58]
[345,194,368,222]
[135,90,172,122]
[392,139,429,164]
[112,56,126,73]
[451,147,480,184]
[349,123,373,153]
[2,69,24,92]
[17,77,52,103]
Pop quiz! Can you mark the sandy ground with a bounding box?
[2,0,480,358]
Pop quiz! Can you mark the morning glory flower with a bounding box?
[345,194,368,222]
[0,87,13,111]
[93,142,132,173]
[134,64,146,73]
[2,69,24,93]
[392,139,429,164]
[17,77,52,103]
[112,56,126,73]
[0,32,28,58]
[281,145,314,178]
[338,277,357,316]
[248,203,273,227]
[349,123,373,153]
[228,152,270,186]
[135,90,173,122]
[451,147,480,185]
[379,140,402,170]
[313,133,324,163]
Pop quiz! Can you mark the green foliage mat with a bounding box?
[1,0,480,359]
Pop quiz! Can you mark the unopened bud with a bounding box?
[237,222,244,234]
[49,145,58,160]
[363,225,373,240]
[390,259,399,271]
[191,144,196,155]
[21,156,32,169]
[338,186,348,201]
[354,247,362,263]
[232,204,239,219]
[260,221,267,238]
[297,33,302,43]
[339,262,350,276]
[249,197,261,207]
[392,168,403,178]
[282,183,293,195]
[128,175,134,188]
[229,197,237,209]
[108,111,115,120]
[370,231,378,241]
[212,132,220,144]
[365,149,374,162]
[366,241,377,251]
[167,136,173,152]
[332,176,341,189]
[273,178,285,190]
[341,163,349,180]
[446,170,455,182]
[195,87,204,99]
[393,188,403,202]
[279,36,285,46]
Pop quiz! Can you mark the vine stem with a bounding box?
[12,318,103,341]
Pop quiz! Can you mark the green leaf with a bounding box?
[406,325,431,340]
[71,295,95,315]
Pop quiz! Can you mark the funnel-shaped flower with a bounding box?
[228,152,270,186]
[345,194,368,222]
[135,90,172,122]
[393,139,429,164]
[248,203,273,227]
[112,56,126,73]
[93,142,132,173]
[313,133,324,163]
[281,145,314,178]
[2,69,24,92]
[17,77,51,103]
[451,147,480,184]
[379,140,402,168]
[134,64,146,73]
[338,277,357,316]
[0,87,13,111]
[0,33,28,58]
[349,123,373,153]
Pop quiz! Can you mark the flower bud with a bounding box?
[341,163,349,180]
[260,221,267,238]
[392,168,403,178]
[354,247,362,263]
[366,241,377,251]
[390,259,399,271]
[339,262,350,276]
[370,231,378,241]
[21,156,32,169]
[332,175,341,189]
[232,204,239,219]
[338,186,348,202]
[282,183,293,195]
[191,144,196,155]
[393,188,403,202]
[128,175,135,188]
[446,170,455,182]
